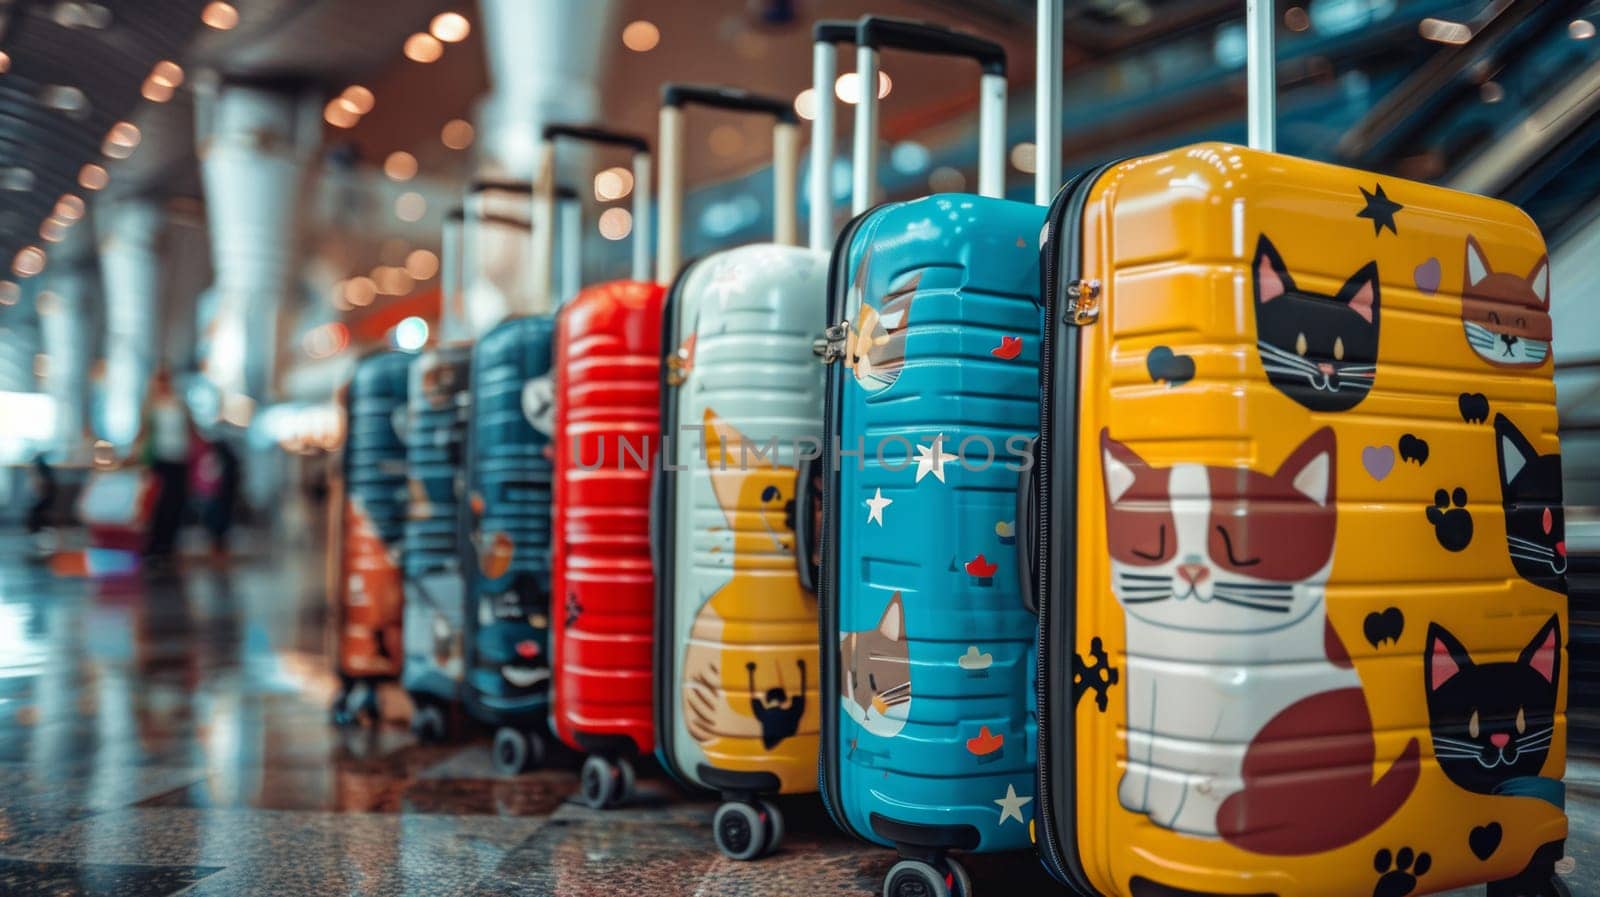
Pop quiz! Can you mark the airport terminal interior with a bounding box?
[1,1,1599,895]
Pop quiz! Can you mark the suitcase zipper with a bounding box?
[1033,160,1120,894]
[816,207,877,839]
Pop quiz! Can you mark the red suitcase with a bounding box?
[539,124,664,807]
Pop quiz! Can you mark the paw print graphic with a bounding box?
[1373,847,1431,897]
[1426,487,1474,552]
[1073,637,1119,712]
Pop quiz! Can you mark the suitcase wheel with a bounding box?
[492,727,546,776]
[578,755,635,809]
[410,703,447,743]
[712,798,785,861]
[882,856,971,897]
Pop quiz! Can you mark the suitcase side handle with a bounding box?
[656,83,801,282]
[852,16,1008,212]
[810,20,855,253]
[1017,438,1039,615]
[535,124,654,300]
[793,455,822,595]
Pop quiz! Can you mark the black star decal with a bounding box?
[1356,183,1402,236]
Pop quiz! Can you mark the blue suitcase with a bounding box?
[795,17,1053,895]
[460,187,579,774]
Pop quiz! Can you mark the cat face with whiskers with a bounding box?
[1100,428,1337,634]
[1495,414,1566,593]
[1462,235,1551,368]
[1425,617,1560,795]
[839,593,912,738]
[1252,235,1381,413]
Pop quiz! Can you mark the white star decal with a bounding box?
[914,434,958,484]
[994,784,1033,826]
[865,488,892,526]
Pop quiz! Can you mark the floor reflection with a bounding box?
[0,533,1591,896]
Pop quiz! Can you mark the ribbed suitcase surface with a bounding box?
[1031,144,1567,897]
[402,344,472,704]
[655,245,827,793]
[337,350,411,679]
[550,280,665,756]
[820,195,1043,853]
[462,316,555,725]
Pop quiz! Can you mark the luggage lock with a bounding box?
[813,321,850,364]
[1065,279,1101,325]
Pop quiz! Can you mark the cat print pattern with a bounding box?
[1251,235,1381,413]
[1101,428,1419,854]
[1494,414,1566,593]
[1461,236,1551,368]
[839,593,911,739]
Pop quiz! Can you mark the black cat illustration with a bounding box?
[1251,235,1381,412]
[1494,414,1566,593]
[1425,617,1561,798]
[747,660,806,750]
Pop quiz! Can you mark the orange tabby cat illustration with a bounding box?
[681,410,818,766]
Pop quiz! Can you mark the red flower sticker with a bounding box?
[967,725,1004,756]
[991,336,1022,360]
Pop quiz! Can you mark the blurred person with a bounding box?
[131,367,197,566]
[26,453,56,552]
[196,437,241,558]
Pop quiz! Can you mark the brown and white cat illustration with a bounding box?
[839,593,911,738]
[1461,235,1551,368]
[846,246,923,393]
[1101,428,1418,855]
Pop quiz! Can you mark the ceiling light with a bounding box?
[441,118,474,150]
[78,163,108,190]
[150,61,184,88]
[430,12,470,43]
[40,85,88,114]
[384,151,417,181]
[404,32,443,63]
[395,192,427,222]
[393,316,429,351]
[794,88,817,121]
[324,99,359,128]
[0,282,17,306]
[929,166,966,193]
[593,166,633,201]
[1010,142,1037,174]
[0,51,10,74]
[1,167,35,191]
[13,245,47,278]
[374,266,415,295]
[834,71,892,104]
[53,195,84,221]
[341,85,374,115]
[40,219,67,243]
[405,249,439,280]
[622,20,660,52]
[53,2,112,29]
[598,208,632,241]
[1572,20,1596,40]
[1480,81,1504,103]
[141,77,174,103]
[201,1,239,30]
[345,277,377,307]
[1284,6,1311,31]
[1418,18,1471,44]
[102,121,140,158]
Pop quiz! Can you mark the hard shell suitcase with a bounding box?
[1024,5,1569,895]
[798,17,1050,893]
[649,79,826,861]
[459,186,579,775]
[329,349,411,726]
[401,340,473,742]
[538,124,663,808]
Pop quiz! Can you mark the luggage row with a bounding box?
[327,6,1571,897]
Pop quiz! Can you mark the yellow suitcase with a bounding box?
[1024,7,1567,897]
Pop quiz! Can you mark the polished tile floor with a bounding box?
[0,532,1594,897]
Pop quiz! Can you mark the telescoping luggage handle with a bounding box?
[852,17,1008,214]
[534,125,652,307]
[656,83,800,283]
[809,20,854,252]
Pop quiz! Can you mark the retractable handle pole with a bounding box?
[558,187,581,302]
[441,206,466,341]
[853,17,1008,214]
[1036,0,1063,205]
[810,21,854,252]
[535,125,652,307]
[1246,0,1276,151]
[657,83,800,283]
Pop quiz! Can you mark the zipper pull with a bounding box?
[813,321,850,364]
[1064,279,1101,326]
[665,351,690,386]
